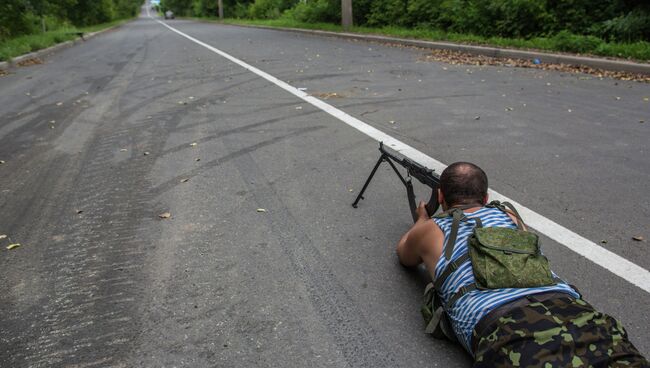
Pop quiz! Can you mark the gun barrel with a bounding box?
[379,143,440,188]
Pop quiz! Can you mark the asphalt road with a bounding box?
[1,9,649,367]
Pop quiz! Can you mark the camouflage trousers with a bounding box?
[473,296,649,368]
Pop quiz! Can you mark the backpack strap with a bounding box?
[425,205,483,341]
[434,253,470,291]
[433,204,477,259]
[447,284,478,309]
[444,209,465,259]
[441,216,483,306]
[487,201,525,230]
[433,206,484,294]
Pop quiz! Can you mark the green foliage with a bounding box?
[551,30,603,53]
[0,28,73,61]
[404,0,443,28]
[351,0,372,25]
[222,17,650,61]
[275,0,649,43]
[161,0,193,16]
[286,0,339,23]
[0,0,36,40]
[0,18,131,61]
[600,9,650,42]
[230,2,251,18]
[248,0,281,19]
[485,0,553,38]
[246,0,296,19]
[596,39,650,60]
[180,0,649,46]
[1,0,141,41]
[192,0,217,18]
[366,0,407,27]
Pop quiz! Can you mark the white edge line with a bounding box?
[151,16,650,294]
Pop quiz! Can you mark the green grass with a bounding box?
[0,18,133,62]
[204,17,650,62]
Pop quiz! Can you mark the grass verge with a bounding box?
[0,18,133,62]
[204,17,650,62]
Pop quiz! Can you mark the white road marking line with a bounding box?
[151,16,650,294]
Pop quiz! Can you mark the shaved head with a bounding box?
[439,162,488,207]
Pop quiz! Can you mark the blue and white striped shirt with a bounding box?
[432,207,579,354]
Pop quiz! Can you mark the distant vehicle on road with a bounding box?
[164,10,174,19]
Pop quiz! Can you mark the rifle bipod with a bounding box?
[352,142,440,223]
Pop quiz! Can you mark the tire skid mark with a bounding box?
[0,27,164,367]
[222,135,401,367]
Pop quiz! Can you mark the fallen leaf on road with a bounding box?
[195,158,201,162]
[159,212,171,219]
[49,120,55,124]
[474,116,481,120]
[120,148,127,152]
[568,109,573,113]
[632,236,644,241]
[0,160,5,164]
[348,189,354,192]
[0,69,8,77]
[143,151,150,156]
[420,49,650,83]
[295,106,303,110]
[0,235,6,240]
[6,243,20,250]
[310,92,344,99]
[600,240,608,244]
[56,102,63,106]
[256,208,267,213]
[389,120,396,124]
[615,97,621,100]
[76,210,83,214]
[17,57,42,66]
[640,120,645,124]
[190,142,197,147]
[25,92,31,96]
[180,178,189,183]
[505,107,514,111]
[643,97,649,101]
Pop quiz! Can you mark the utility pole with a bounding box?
[341,0,352,31]
[218,0,224,19]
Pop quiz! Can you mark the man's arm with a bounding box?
[396,202,444,269]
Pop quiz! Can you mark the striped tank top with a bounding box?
[432,206,579,354]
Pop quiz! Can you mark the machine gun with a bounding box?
[352,142,441,223]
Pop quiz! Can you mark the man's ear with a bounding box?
[438,188,445,205]
[483,193,489,205]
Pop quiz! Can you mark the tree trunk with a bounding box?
[341,0,353,31]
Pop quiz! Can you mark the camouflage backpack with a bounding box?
[421,201,556,341]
